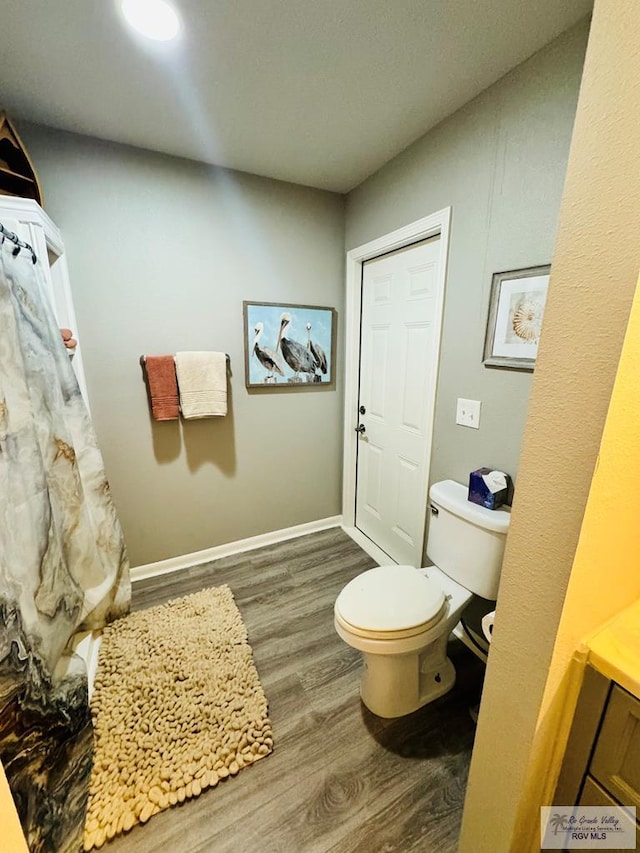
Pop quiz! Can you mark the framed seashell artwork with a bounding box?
[483,265,550,370]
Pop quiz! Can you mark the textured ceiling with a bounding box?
[0,0,592,191]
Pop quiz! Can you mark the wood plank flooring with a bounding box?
[105,528,484,853]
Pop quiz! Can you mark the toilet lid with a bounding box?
[335,565,446,634]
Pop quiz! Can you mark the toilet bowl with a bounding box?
[335,564,472,717]
[334,479,510,718]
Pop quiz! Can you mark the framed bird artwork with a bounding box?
[243,301,337,389]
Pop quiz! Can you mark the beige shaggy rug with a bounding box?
[83,586,273,850]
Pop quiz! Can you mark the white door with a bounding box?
[355,236,442,565]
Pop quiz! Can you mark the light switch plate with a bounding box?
[456,398,481,429]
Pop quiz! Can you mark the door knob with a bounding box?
[355,424,366,435]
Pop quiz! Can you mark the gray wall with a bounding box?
[19,19,587,566]
[346,20,589,492]
[21,126,345,566]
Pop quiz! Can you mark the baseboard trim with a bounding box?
[341,526,397,566]
[131,516,343,583]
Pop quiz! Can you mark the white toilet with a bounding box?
[334,479,510,718]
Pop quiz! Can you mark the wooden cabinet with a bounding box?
[579,777,640,849]
[0,196,90,411]
[555,666,640,846]
[590,685,640,811]
[0,112,42,204]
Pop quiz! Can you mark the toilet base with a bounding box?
[359,632,455,718]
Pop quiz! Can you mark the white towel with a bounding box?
[175,351,227,418]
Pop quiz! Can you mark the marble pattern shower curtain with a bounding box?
[0,237,130,851]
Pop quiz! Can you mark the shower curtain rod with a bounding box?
[0,220,37,264]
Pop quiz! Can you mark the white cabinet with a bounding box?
[0,197,90,412]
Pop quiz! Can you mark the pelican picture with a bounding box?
[243,301,336,389]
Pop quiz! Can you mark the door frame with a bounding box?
[341,207,452,564]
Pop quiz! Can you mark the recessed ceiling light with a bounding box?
[120,0,181,42]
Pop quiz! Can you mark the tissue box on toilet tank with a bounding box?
[468,468,511,510]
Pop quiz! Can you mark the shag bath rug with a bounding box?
[83,586,273,850]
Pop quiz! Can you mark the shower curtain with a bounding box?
[0,236,130,851]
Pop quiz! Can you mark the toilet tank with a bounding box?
[427,480,510,600]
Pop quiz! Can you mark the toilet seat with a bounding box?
[334,565,447,641]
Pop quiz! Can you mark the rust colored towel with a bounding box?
[143,355,179,421]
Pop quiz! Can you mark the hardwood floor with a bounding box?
[105,528,485,853]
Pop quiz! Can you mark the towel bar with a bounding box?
[140,353,230,365]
